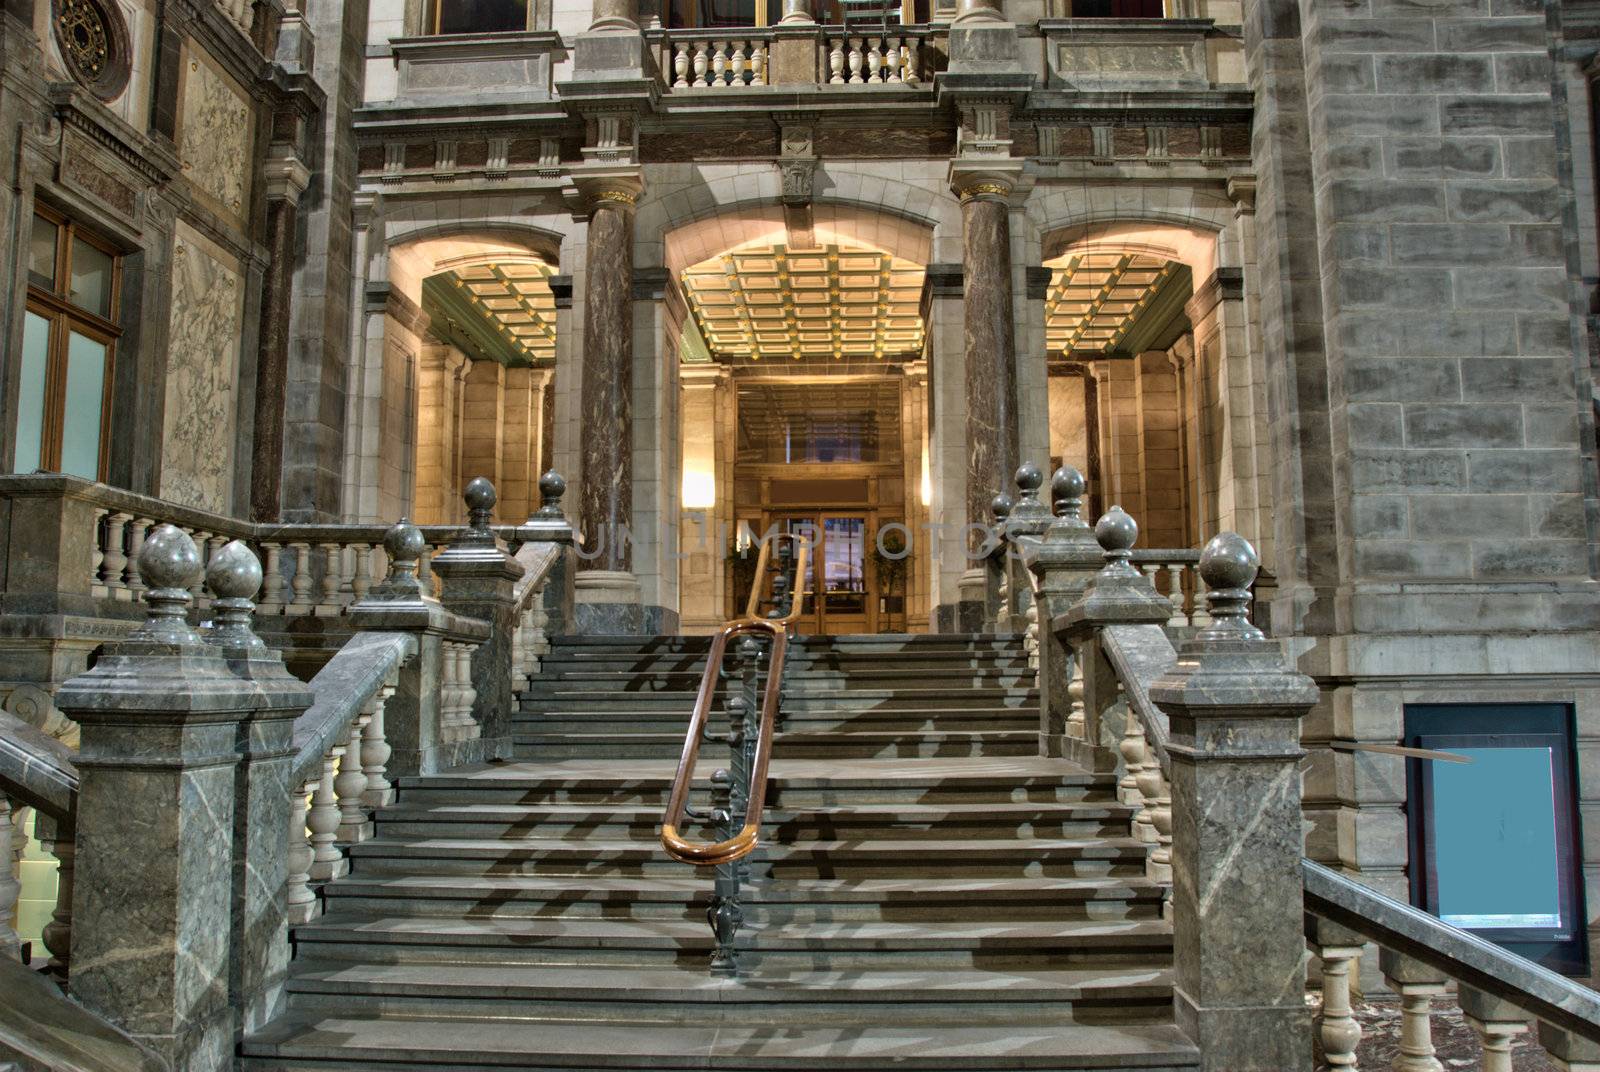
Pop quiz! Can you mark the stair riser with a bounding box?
[512,741,1041,761]
[516,717,1038,736]
[372,819,1133,840]
[391,785,1118,807]
[529,668,1034,683]
[518,693,1039,711]
[244,1059,1200,1072]
[346,858,1150,881]
[280,991,1175,1026]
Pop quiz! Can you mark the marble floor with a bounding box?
[1310,995,1557,1070]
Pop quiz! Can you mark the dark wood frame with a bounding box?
[22,204,122,481]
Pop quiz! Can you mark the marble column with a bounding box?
[589,0,636,31]
[953,169,1021,629]
[250,153,311,523]
[574,172,644,633]
[53,527,256,1072]
[1149,533,1319,1072]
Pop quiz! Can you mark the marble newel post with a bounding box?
[204,541,313,1033]
[1028,465,1104,758]
[432,478,524,762]
[53,527,256,1071]
[518,470,578,637]
[1149,533,1319,1072]
[574,172,646,633]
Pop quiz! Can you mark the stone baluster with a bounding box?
[317,542,342,614]
[866,38,883,82]
[285,779,318,924]
[1162,562,1186,626]
[188,531,211,604]
[1150,532,1320,1072]
[728,41,746,85]
[1310,926,1363,1070]
[829,38,845,83]
[848,38,864,82]
[673,41,691,86]
[1031,466,1102,758]
[511,608,532,693]
[694,42,710,86]
[90,509,109,598]
[362,684,397,808]
[55,525,260,1068]
[1191,569,1211,626]
[711,42,729,86]
[288,542,313,612]
[902,36,919,85]
[101,512,131,600]
[886,37,902,82]
[0,796,18,961]
[334,715,373,843]
[351,543,374,602]
[1459,986,1530,1072]
[38,825,73,979]
[306,748,346,881]
[1118,712,1150,829]
[261,543,287,611]
[124,517,150,595]
[1380,950,1446,1072]
[750,42,765,84]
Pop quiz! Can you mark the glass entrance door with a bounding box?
[777,514,873,635]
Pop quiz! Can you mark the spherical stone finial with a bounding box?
[1051,465,1085,520]
[384,518,426,564]
[139,524,203,592]
[1095,505,1138,571]
[1015,462,1043,496]
[205,540,263,601]
[465,476,497,513]
[1199,531,1259,594]
[991,493,1014,521]
[536,470,567,519]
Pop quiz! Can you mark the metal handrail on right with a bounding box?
[659,534,807,974]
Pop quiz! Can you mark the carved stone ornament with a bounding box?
[52,0,131,101]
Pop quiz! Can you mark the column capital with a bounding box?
[948,160,1024,204]
[263,147,311,206]
[569,167,646,217]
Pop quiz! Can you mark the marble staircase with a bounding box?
[242,633,1198,1070]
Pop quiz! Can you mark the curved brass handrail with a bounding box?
[660,535,808,867]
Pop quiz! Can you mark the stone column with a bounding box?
[250,152,311,523]
[1029,465,1103,758]
[54,527,257,1071]
[1149,533,1319,1072]
[432,479,523,762]
[589,0,636,31]
[573,172,644,633]
[202,540,313,1033]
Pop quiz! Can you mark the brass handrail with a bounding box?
[660,535,808,868]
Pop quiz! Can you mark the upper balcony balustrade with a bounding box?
[646,25,942,90]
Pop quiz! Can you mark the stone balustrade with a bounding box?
[650,26,937,91]
[666,35,770,87]
[823,32,925,86]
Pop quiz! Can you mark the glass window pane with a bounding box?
[437,0,527,32]
[28,215,58,290]
[1432,746,1564,930]
[13,312,50,473]
[700,0,754,24]
[822,517,865,613]
[69,238,114,319]
[60,331,106,479]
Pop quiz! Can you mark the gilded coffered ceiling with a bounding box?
[1045,252,1192,358]
[682,242,926,362]
[423,261,557,366]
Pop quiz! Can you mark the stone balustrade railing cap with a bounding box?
[1054,506,1172,634]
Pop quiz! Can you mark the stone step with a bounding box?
[318,873,1165,922]
[517,688,1040,711]
[243,1013,1199,1071]
[344,835,1151,879]
[514,711,1038,735]
[510,730,1040,760]
[528,667,1036,685]
[290,913,1174,968]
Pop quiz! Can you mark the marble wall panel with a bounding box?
[159,223,243,514]
[177,46,253,221]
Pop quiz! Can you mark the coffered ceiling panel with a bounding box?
[682,242,926,362]
[1045,252,1188,357]
[427,261,557,366]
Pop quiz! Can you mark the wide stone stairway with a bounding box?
[243,633,1198,1070]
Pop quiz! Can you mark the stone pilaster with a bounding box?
[53,527,257,1071]
[250,151,311,523]
[1149,533,1318,1071]
[572,170,645,634]
[202,540,313,1034]
[1029,466,1103,758]
[431,479,524,763]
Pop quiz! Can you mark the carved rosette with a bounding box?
[52,0,131,100]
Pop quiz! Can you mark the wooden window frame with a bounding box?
[429,0,533,34]
[22,204,121,482]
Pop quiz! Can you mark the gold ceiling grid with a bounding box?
[1045,252,1178,356]
[451,262,558,364]
[682,243,925,361]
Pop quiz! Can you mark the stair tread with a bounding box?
[285,961,1175,1000]
[350,834,1146,855]
[379,802,1133,820]
[396,757,1105,787]
[245,1014,1196,1068]
[323,873,1165,898]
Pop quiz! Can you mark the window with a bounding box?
[1404,703,1589,975]
[1067,0,1164,14]
[651,0,926,28]
[15,208,119,480]
[432,0,530,34]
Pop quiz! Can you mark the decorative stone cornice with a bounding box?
[262,148,311,205]
[1226,173,1256,215]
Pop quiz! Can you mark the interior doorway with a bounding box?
[774,513,872,634]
